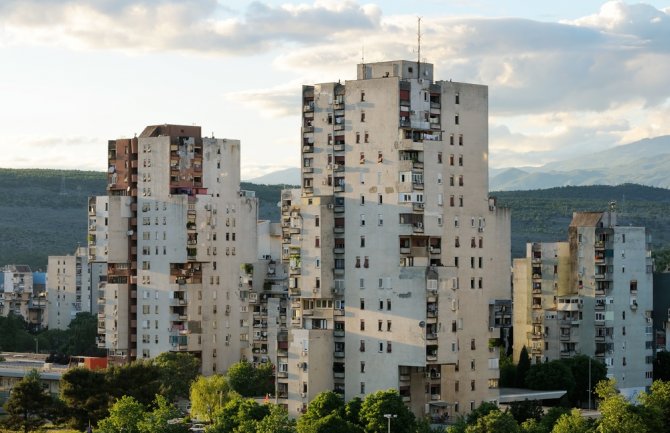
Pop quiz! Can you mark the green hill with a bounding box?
[1,168,668,269]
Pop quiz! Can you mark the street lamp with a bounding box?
[384,413,397,433]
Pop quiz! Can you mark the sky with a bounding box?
[1,0,669,179]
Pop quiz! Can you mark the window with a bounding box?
[360,214,366,226]
[360,195,365,205]
[315,216,320,227]
[387,320,392,332]
[378,214,384,226]
[387,341,393,353]
[438,152,443,163]
[359,340,366,352]
[455,114,459,125]
[360,236,366,247]
[378,194,383,204]
[387,299,392,310]
[361,91,365,102]
[361,111,366,122]
[360,320,365,331]
[471,380,476,391]
[360,382,365,394]
[455,92,460,104]
[364,132,369,143]
[459,175,464,186]
[360,298,365,310]
[315,237,320,248]
[459,155,463,166]
[379,342,384,352]
[356,132,361,143]
[459,134,463,146]
[361,361,366,373]
[378,320,383,331]
[450,134,454,145]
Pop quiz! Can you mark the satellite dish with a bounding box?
[418,321,426,328]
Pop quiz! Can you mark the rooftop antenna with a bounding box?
[417,16,422,78]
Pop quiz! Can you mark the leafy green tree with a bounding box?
[189,374,232,422]
[465,401,499,425]
[465,410,519,433]
[138,395,189,433]
[2,369,54,433]
[517,347,531,387]
[60,366,110,429]
[638,380,670,433]
[311,413,364,433]
[226,360,274,397]
[96,396,145,433]
[595,379,648,433]
[525,360,575,397]
[297,391,344,433]
[509,400,543,424]
[359,389,415,433]
[563,356,606,407]
[500,354,517,387]
[538,407,570,432]
[64,312,105,356]
[654,352,670,381]
[209,397,269,433]
[550,409,592,433]
[152,352,200,401]
[106,360,162,406]
[519,419,545,433]
[256,404,296,433]
[345,396,363,426]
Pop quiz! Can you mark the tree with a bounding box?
[359,389,416,433]
[310,413,364,433]
[64,312,105,356]
[465,410,519,433]
[465,401,499,425]
[2,369,54,433]
[106,360,162,406]
[60,367,110,429]
[152,352,200,401]
[96,396,146,433]
[500,354,517,387]
[509,400,543,424]
[654,352,670,381]
[209,397,269,433]
[550,409,592,433]
[138,395,189,433]
[595,379,648,433]
[297,391,344,433]
[638,380,670,433]
[563,356,607,407]
[519,419,545,433]
[525,360,575,398]
[256,404,296,433]
[189,374,232,422]
[345,396,363,426]
[226,360,274,397]
[539,407,570,433]
[517,347,531,387]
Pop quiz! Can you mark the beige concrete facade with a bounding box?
[0,265,46,330]
[46,246,93,330]
[513,211,653,398]
[280,61,511,418]
[94,125,259,372]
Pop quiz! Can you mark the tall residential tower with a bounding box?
[95,124,257,373]
[280,61,511,418]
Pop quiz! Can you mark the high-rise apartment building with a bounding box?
[46,246,96,330]
[513,211,653,398]
[279,60,511,418]
[0,265,47,330]
[94,124,258,372]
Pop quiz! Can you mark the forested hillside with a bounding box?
[1,168,669,269]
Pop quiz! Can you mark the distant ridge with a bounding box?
[246,168,300,186]
[490,135,670,190]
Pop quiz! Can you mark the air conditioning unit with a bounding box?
[489,327,495,333]
[327,204,334,209]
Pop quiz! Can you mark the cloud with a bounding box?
[0,0,381,54]
[225,82,302,118]
[2,136,105,170]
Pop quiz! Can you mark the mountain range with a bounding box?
[246,135,670,191]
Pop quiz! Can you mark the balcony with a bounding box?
[334,351,345,358]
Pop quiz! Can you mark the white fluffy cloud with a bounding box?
[2,0,669,171]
